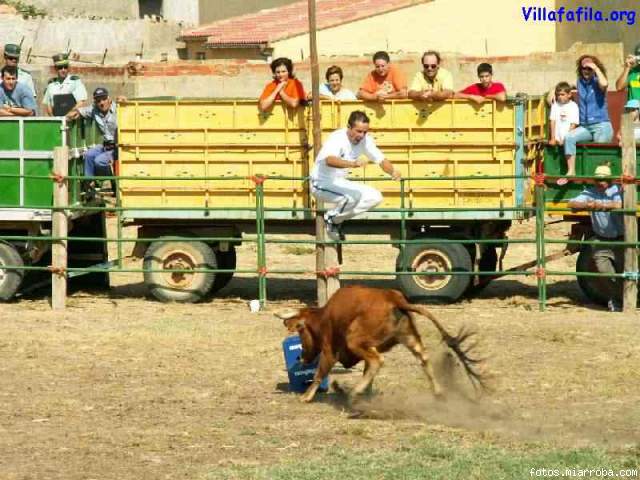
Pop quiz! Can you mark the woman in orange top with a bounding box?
[258,57,306,111]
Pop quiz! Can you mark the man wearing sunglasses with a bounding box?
[2,43,36,100]
[67,87,118,197]
[408,50,453,101]
[42,53,87,116]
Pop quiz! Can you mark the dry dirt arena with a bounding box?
[1,219,639,479]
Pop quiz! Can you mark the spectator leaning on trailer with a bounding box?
[615,42,640,102]
[357,51,407,102]
[317,65,357,101]
[0,66,36,117]
[310,110,402,242]
[408,50,454,101]
[66,87,118,195]
[2,43,36,100]
[42,53,88,117]
[455,62,507,104]
[567,164,624,312]
[258,57,306,111]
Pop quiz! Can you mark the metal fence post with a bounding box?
[535,179,547,311]
[255,179,267,306]
[52,146,69,310]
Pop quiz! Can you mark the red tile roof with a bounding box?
[181,0,430,46]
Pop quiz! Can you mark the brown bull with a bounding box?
[276,285,483,403]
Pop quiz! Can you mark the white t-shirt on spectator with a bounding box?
[311,128,384,182]
[319,83,357,101]
[549,100,579,142]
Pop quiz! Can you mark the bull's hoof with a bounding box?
[300,392,315,403]
[331,380,347,396]
[433,389,446,401]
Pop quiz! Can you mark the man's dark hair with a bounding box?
[477,63,493,76]
[347,110,370,128]
[270,57,294,77]
[325,65,343,81]
[554,81,572,95]
[421,50,441,64]
[1,65,18,78]
[372,51,390,64]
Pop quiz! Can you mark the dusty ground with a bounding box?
[1,219,639,479]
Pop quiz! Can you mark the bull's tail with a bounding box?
[404,303,486,391]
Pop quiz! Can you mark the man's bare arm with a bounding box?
[357,89,378,101]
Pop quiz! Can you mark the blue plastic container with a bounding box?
[282,335,329,393]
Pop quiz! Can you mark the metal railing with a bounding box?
[0,163,638,312]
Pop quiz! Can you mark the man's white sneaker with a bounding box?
[607,300,621,312]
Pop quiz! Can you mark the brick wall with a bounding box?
[127,42,624,98]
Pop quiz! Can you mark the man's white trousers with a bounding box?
[310,177,383,224]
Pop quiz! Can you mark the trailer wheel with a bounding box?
[210,247,236,294]
[396,241,472,303]
[465,246,498,296]
[576,244,609,306]
[143,239,216,303]
[0,243,24,301]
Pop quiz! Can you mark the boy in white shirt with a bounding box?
[549,81,579,147]
[310,110,401,241]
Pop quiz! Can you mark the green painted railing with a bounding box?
[0,171,638,310]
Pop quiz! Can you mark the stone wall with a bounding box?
[128,42,624,99]
[26,0,138,18]
[14,41,625,114]
[0,15,182,65]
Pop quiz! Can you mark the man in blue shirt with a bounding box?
[0,65,36,116]
[66,87,118,197]
[568,164,624,311]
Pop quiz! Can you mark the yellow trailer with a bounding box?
[117,97,545,302]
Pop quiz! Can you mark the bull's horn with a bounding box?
[274,309,299,320]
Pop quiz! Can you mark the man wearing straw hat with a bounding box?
[567,164,624,312]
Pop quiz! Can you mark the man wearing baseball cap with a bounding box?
[568,164,624,312]
[42,53,87,116]
[67,87,118,196]
[2,43,36,99]
[615,42,640,101]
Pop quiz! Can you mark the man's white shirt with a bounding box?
[311,128,384,183]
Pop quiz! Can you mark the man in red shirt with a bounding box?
[456,63,507,104]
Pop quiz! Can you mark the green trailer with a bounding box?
[542,143,640,306]
[0,117,108,300]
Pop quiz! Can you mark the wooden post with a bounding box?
[308,0,340,305]
[52,146,69,310]
[621,112,638,312]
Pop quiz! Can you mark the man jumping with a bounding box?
[310,110,401,241]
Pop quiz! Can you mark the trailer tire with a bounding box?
[465,246,498,296]
[396,241,472,303]
[576,244,610,306]
[0,243,24,301]
[210,247,236,294]
[143,239,216,303]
